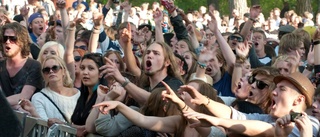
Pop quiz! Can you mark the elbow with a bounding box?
[85,123,96,133]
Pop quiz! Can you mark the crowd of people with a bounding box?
[0,0,320,136]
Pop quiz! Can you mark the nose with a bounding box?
[312,102,318,109]
[272,90,277,96]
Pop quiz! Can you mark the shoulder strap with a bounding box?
[39,92,69,123]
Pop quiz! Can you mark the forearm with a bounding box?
[123,82,150,105]
[88,27,100,53]
[123,11,129,23]
[155,22,164,42]
[170,12,188,40]
[218,118,274,137]
[60,8,69,31]
[189,29,200,50]
[240,20,254,38]
[64,27,76,80]
[206,99,232,119]
[7,91,34,106]
[85,96,105,133]
[214,29,235,69]
[123,44,141,77]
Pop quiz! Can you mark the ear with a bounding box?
[293,95,305,106]
[164,59,170,67]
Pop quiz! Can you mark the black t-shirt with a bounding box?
[144,75,183,92]
[30,43,40,60]
[0,58,43,97]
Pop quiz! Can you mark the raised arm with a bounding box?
[64,19,77,80]
[94,101,180,133]
[240,5,261,38]
[180,85,232,119]
[208,11,235,73]
[154,8,164,43]
[120,23,142,76]
[100,57,149,105]
[56,0,69,34]
[88,12,103,53]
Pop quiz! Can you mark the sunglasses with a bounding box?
[3,36,18,43]
[74,56,81,62]
[248,76,269,90]
[229,35,244,42]
[74,45,87,50]
[42,65,62,75]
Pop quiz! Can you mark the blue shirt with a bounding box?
[29,33,37,44]
[213,72,234,97]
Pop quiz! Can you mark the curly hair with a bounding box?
[0,22,31,58]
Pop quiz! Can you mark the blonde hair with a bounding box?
[41,55,73,88]
[37,41,65,64]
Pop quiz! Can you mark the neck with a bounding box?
[48,81,65,94]
[212,71,222,84]
[148,71,168,90]
[7,55,26,66]
[256,49,266,58]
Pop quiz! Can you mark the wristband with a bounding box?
[197,61,207,69]
[121,77,130,87]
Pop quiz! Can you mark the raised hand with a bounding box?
[121,1,131,13]
[93,101,120,115]
[119,23,132,46]
[100,57,124,83]
[186,24,195,35]
[208,11,218,33]
[178,85,207,105]
[250,5,261,19]
[153,8,163,25]
[295,112,312,137]
[20,2,30,17]
[274,113,295,137]
[161,81,182,104]
[235,41,250,59]
[92,11,104,27]
[56,0,66,9]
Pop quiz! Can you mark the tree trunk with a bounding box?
[207,0,219,11]
[229,0,248,19]
[296,0,312,16]
[251,0,260,6]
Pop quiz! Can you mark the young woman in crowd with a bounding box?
[37,41,65,64]
[20,55,80,125]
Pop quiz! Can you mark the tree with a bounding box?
[296,0,312,16]
[207,0,220,11]
[229,0,248,18]
[251,0,260,5]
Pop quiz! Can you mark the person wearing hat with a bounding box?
[28,12,45,44]
[182,72,319,136]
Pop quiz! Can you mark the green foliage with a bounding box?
[98,0,319,17]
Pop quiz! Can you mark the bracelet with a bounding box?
[197,61,207,69]
[121,77,130,87]
[181,103,187,110]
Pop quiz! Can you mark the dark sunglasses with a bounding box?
[74,56,82,62]
[248,76,269,90]
[229,35,244,42]
[74,45,87,50]
[3,36,18,43]
[42,65,62,74]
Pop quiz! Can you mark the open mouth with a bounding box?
[39,27,44,31]
[232,42,237,46]
[146,60,152,67]
[5,46,10,50]
[206,67,212,72]
[249,91,253,96]
[254,42,259,46]
[237,82,242,89]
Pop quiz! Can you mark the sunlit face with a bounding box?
[252,32,266,52]
[42,59,64,84]
[276,61,291,76]
[80,59,99,87]
[42,45,59,62]
[143,43,168,76]
[235,72,251,100]
[247,74,270,105]
[2,29,20,58]
[205,51,222,78]
[107,53,121,70]
[270,80,302,118]
[30,18,45,36]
